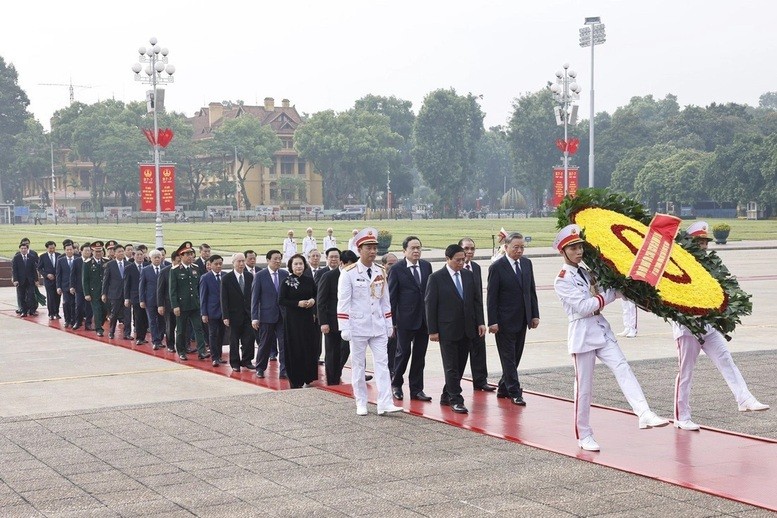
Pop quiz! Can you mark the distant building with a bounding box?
[188,97,323,208]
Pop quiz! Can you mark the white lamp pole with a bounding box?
[579,17,606,188]
[551,64,580,196]
[132,37,175,249]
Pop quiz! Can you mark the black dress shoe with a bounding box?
[178,354,188,361]
[198,353,210,360]
[279,372,288,379]
[411,391,432,402]
[152,343,161,351]
[474,385,496,392]
[166,347,176,353]
[510,396,526,406]
[135,340,147,346]
[365,375,373,382]
[318,360,325,365]
[123,335,132,340]
[255,369,265,378]
[392,388,404,400]
[439,398,451,406]
[269,355,278,361]
[186,348,196,354]
[496,392,510,399]
[212,360,220,367]
[232,366,241,372]
[451,403,469,414]
[214,358,227,365]
[84,325,93,331]
[96,330,104,337]
[108,333,115,339]
[72,324,81,330]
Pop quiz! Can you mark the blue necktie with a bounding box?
[118,261,124,278]
[454,272,463,298]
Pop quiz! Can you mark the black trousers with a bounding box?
[207,317,225,359]
[392,325,429,395]
[495,328,528,397]
[164,308,177,349]
[74,291,92,327]
[324,330,344,385]
[16,282,36,315]
[228,319,255,369]
[468,334,489,387]
[440,337,471,405]
[62,290,75,325]
[44,282,60,317]
[108,299,131,336]
[132,302,149,340]
[256,320,286,373]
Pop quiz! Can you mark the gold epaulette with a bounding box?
[344,263,357,271]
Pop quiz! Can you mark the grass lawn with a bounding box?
[1,216,775,259]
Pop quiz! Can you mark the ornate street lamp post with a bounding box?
[550,63,581,196]
[580,17,606,188]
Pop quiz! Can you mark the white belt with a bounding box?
[569,310,600,322]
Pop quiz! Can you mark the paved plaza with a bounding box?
[1,243,775,517]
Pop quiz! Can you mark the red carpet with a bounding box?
[11,311,777,512]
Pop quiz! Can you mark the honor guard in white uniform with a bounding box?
[553,224,668,452]
[302,227,317,257]
[337,228,403,416]
[323,228,337,251]
[671,221,768,431]
[282,230,297,264]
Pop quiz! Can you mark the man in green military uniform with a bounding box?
[169,241,209,361]
[82,241,109,336]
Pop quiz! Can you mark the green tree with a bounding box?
[507,86,560,210]
[611,144,678,194]
[8,119,49,204]
[632,148,712,212]
[0,56,31,202]
[210,116,282,209]
[413,88,484,216]
[473,127,512,210]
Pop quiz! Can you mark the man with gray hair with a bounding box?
[139,249,165,349]
[487,232,540,406]
[222,253,255,372]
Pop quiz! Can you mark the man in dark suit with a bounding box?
[426,244,486,414]
[221,253,255,372]
[157,250,180,352]
[124,248,149,345]
[38,240,61,319]
[139,249,165,349]
[12,240,39,317]
[244,250,262,276]
[102,244,131,340]
[487,232,540,406]
[70,242,93,330]
[55,240,77,328]
[459,237,494,392]
[388,236,434,402]
[200,254,226,365]
[251,249,288,379]
[317,248,343,385]
[194,243,211,275]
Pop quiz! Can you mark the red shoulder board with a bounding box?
[558,269,566,278]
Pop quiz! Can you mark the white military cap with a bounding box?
[554,224,585,252]
[354,228,379,248]
[686,221,713,241]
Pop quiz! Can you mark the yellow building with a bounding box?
[188,97,323,208]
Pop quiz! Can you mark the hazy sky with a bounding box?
[3,1,775,131]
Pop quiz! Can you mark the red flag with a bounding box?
[555,139,566,153]
[157,128,174,148]
[628,214,682,286]
[568,138,580,155]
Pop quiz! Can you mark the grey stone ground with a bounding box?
[1,353,775,518]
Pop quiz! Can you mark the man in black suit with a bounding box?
[317,248,344,385]
[12,240,39,317]
[102,244,131,340]
[194,243,211,275]
[487,232,540,406]
[70,243,93,330]
[124,248,149,345]
[55,240,77,327]
[221,253,255,371]
[157,250,180,352]
[388,236,434,402]
[244,250,262,276]
[426,244,486,414]
[38,240,61,319]
[459,237,494,392]
[139,249,165,349]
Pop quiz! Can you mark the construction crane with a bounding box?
[38,80,94,104]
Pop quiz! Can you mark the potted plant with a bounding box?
[713,223,731,244]
[377,229,393,254]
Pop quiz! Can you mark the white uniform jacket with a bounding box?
[553,263,618,354]
[282,238,297,261]
[336,261,392,338]
[302,236,317,256]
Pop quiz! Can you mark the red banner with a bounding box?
[139,164,176,213]
[628,213,682,286]
[551,167,579,207]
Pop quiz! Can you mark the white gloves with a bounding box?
[340,330,351,342]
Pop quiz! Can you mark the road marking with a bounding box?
[0,367,190,385]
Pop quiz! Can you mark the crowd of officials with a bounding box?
[10,221,769,450]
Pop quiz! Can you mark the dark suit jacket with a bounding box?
[199,271,223,318]
[102,259,127,300]
[138,265,161,307]
[12,253,38,286]
[194,257,207,275]
[316,267,340,331]
[70,256,85,295]
[250,268,288,323]
[55,256,75,292]
[221,270,253,326]
[123,262,145,303]
[425,266,483,341]
[486,255,539,332]
[388,258,433,331]
[156,264,174,310]
[38,252,60,288]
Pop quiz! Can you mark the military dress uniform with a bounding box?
[169,242,207,359]
[553,225,667,451]
[671,221,768,430]
[337,228,399,415]
[82,242,109,335]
